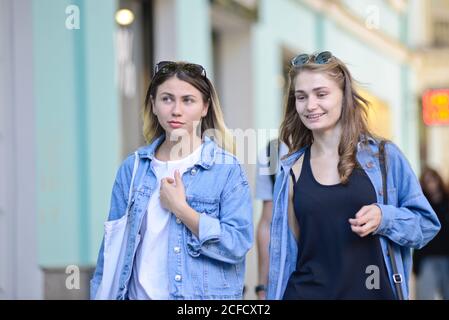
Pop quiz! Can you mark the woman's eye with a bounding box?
[296,95,305,101]
[317,92,328,98]
[184,98,194,104]
[162,96,173,102]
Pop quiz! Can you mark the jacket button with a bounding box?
[190,168,197,175]
[379,190,383,196]
[175,274,182,282]
[366,162,374,169]
[176,217,182,224]
[174,246,181,253]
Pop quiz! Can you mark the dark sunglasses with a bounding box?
[154,61,207,78]
[291,51,333,67]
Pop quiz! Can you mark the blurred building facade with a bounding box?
[1,0,448,299]
[413,0,449,181]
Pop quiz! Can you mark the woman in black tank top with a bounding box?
[267,51,440,300]
[280,51,395,299]
[283,147,394,299]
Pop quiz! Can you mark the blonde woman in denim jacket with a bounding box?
[267,52,440,300]
[91,61,253,300]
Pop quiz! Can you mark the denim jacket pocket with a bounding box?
[205,258,230,291]
[184,197,220,257]
[187,196,219,217]
[203,258,245,296]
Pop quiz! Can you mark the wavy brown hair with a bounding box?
[280,53,376,184]
[143,61,235,154]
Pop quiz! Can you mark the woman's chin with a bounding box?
[305,123,326,132]
[166,128,191,140]
[306,123,339,135]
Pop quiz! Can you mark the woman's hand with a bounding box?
[160,170,200,236]
[349,205,382,237]
[160,170,188,215]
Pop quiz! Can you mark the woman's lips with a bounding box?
[168,121,185,128]
[305,113,326,121]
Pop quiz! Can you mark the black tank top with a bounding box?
[283,147,395,300]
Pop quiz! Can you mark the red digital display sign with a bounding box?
[422,89,449,125]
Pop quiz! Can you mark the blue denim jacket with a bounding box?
[267,138,441,300]
[91,135,253,299]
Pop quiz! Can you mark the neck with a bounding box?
[156,133,202,161]
[310,125,342,157]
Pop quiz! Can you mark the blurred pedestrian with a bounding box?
[254,138,287,299]
[267,51,440,300]
[414,167,449,299]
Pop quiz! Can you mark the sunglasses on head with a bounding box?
[154,61,207,78]
[291,51,333,67]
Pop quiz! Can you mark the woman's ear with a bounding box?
[201,99,210,118]
[150,95,156,114]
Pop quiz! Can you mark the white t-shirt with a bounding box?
[128,144,203,300]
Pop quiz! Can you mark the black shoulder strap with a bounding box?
[289,168,296,184]
[378,140,405,300]
[266,139,279,187]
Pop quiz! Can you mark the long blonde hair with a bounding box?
[142,62,235,154]
[280,54,376,184]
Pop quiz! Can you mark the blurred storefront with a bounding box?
[413,0,449,181]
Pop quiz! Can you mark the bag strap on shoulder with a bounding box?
[378,140,405,300]
[126,151,140,211]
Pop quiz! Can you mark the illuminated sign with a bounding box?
[422,89,449,125]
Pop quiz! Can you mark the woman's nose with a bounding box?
[306,96,318,111]
[171,101,182,116]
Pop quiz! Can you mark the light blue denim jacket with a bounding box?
[91,135,253,299]
[267,138,441,300]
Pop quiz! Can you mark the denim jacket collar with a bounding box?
[136,134,217,170]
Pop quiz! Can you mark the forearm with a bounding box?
[256,201,272,299]
[174,202,200,237]
[257,205,272,285]
[375,202,439,248]
[256,223,270,299]
[257,224,270,285]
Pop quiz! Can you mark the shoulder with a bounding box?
[115,149,141,182]
[369,141,416,180]
[358,138,405,160]
[214,145,242,168]
[383,141,404,156]
[382,141,410,167]
[214,146,249,183]
[123,150,140,169]
[356,138,415,176]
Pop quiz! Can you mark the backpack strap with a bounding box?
[266,139,280,187]
[378,140,404,300]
